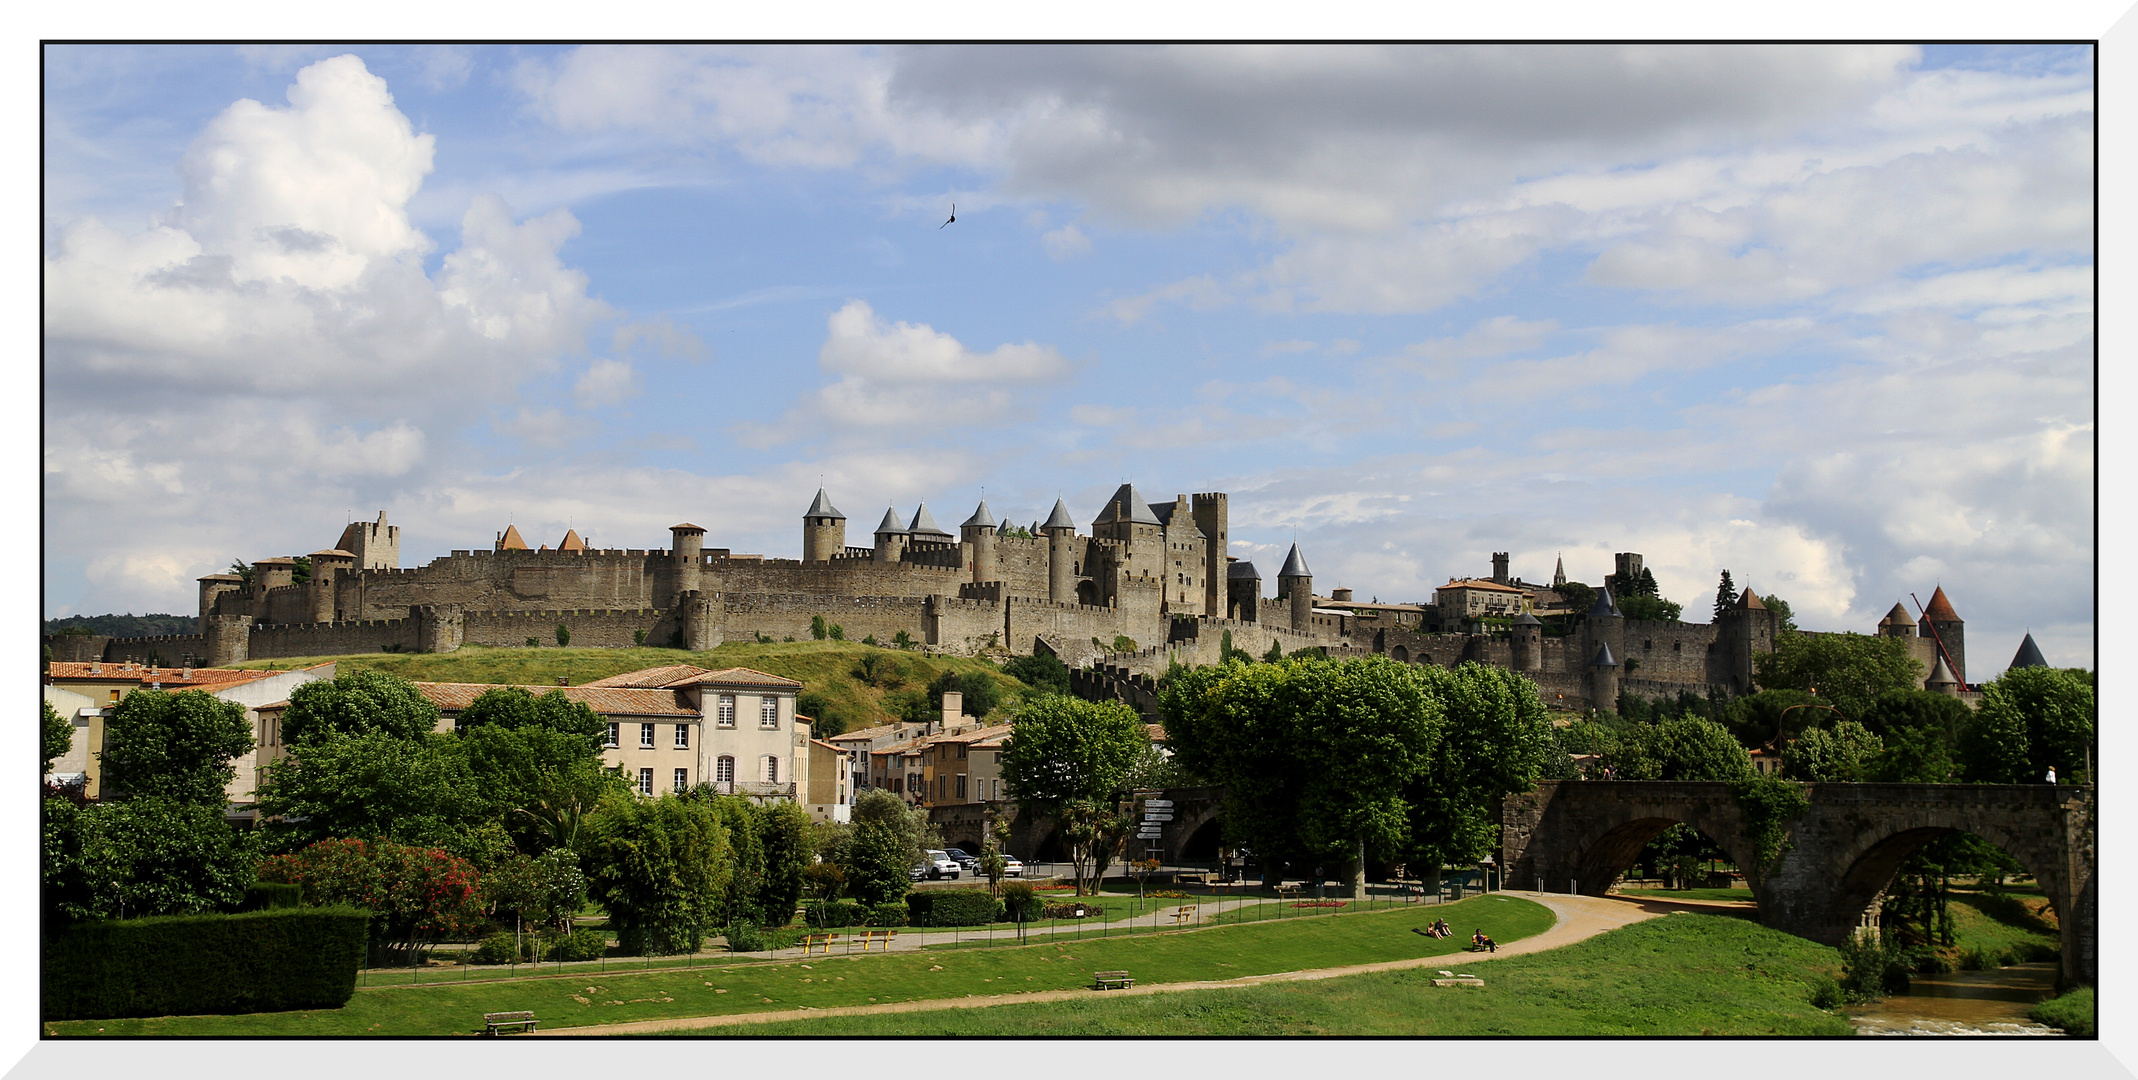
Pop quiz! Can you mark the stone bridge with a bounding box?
[1496,780,2096,986]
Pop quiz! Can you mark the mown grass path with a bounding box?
[46,895,1553,1037]
[548,891,1652,1034]
[668,911,1853,1037]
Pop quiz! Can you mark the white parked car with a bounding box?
[919,849,961,880]
[999,855,1024,877]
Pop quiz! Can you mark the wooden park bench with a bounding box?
[1177,871,1213,886]
[483,1011,538,1035]
[1093,970,1134,991]
[1169,905,1198,926]
[799,933,838,956]
[855,929,899,952]
[1276,885,1303,903]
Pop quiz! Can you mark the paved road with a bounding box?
[536,890,1670,1035]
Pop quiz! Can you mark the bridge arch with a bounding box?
[1573,815,1760,895]
[1499,780,2095,987]
[1814,806,2075,956]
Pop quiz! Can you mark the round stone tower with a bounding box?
[1588,641,1622,711]
[1511,611,1543,672]
[1042,498,1077,602]
[801,488,846,563]
[670,522,705,600]
[873,507,910,564]
[1278,543,1313,632]
[960,500,998,584]
[197,573,242,624]
[1917,587,1965,687]
[1582,586,1626,693]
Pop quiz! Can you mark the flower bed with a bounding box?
[1292,901,1349,908]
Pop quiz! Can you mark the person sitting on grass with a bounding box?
[1430,918,1451,938]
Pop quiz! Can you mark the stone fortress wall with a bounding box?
[68,483,1973,715]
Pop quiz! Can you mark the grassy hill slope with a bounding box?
[233,641,1034,735]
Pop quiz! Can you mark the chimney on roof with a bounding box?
[181,665,192,679]
[89,661,100,675]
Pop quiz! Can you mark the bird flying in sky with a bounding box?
[940,203,955,229]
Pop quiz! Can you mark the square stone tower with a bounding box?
[335,512,400,570]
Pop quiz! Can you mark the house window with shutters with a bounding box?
[637,768,653,795]
[673,768,689,793]
[716,756,735,784]
[762,755,779,783]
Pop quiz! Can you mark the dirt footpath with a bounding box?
[536,891,1669,1036]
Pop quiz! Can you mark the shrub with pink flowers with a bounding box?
[256,837,484,952]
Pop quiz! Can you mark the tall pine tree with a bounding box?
[1713,571,1738,621]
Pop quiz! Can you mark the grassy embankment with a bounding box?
[1613,887,1754,903]
[1943,885,2060,967]
[234,640,1034,733]
[697,913,1853,1037]
[2029,987,2094,1037]
[46,895,1550,1036]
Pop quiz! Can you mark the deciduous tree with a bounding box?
[280,669,440,745]
[1602,715,1751,781]
[1164,657,1441,895]
[1959,666,2094,783]
[1782,720,1884,782]
[97,689,253,805]
[580,793,732,955]
[456,686,606,744]
[43,700,74,775]
[43,797,257,922]
[1752,632,1922,721]
[998,695,1150,894]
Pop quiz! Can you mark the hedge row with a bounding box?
[44,907,370,1020]
[905,889,1001,927]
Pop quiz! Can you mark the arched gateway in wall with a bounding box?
[1496,781,2096,986]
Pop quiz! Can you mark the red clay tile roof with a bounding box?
[498,524,529,551]
[1921,586,1960,622]
[1438,578,1525,594]
[413,681,698,717]
[675,667,805,690]
[937,723,1014,745]
[45,662,285,693]
[558,528,586,552]
[1739,589,1766,609]
[828,723,905,744]
[581,665,718,688]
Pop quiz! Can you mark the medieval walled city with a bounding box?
[52,482,1999,717]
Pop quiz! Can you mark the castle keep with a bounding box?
[64,486,1979,713]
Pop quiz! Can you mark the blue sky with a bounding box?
[42,44,2096,676]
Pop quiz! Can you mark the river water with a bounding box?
[1846,962,2063,1035]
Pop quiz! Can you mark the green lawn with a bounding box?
[1946,888,2060,965]
[1613,887,1755,903]
[45,895,1551,1036]
[2029,987,2094,1037]
[690,913,1853,1037]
